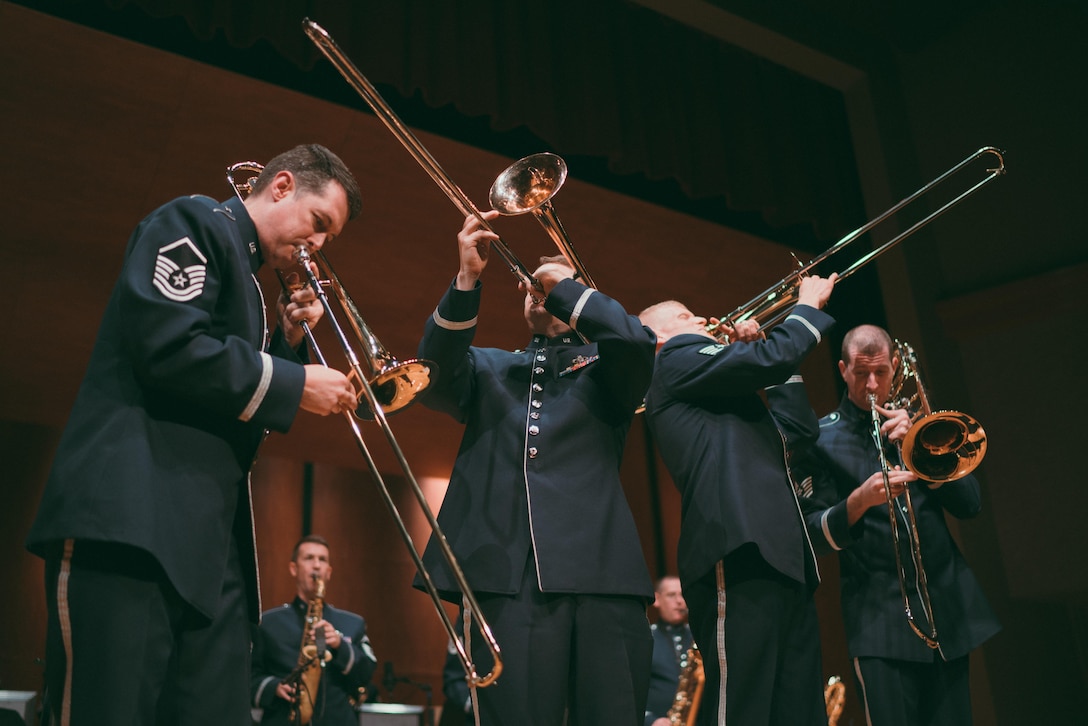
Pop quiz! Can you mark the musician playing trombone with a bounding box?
[26,144,363,726]
[802,325,1000,726]
[414,209,657,726]
[637,274,836,726]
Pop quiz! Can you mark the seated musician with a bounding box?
[251,535,377,725]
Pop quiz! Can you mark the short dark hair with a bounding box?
[654,575,681,593]
[250,143,363,220]
[291,533,331,562]
[841,324,894,363]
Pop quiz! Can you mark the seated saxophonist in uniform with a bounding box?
[251,535,378,725]
[645,576,699,726]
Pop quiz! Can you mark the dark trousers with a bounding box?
[464,559,653,726]
[853,653,971,726]
[41,537,252,726]
[686,547,826,726]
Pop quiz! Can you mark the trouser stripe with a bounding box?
[714,560,728,725]
[461,596,481,726]
[853,656,874,726]
[57,539,75,726]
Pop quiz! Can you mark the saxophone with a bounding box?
[666,644,705,726]
[293,575,333,725]
[825,675,846,726]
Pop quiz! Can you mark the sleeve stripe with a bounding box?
[432,307,477,331]
[786,312,822,344]
[254,675,276,706]
[820,509,844,551]
[240,351,273,422]
[341,637,355,675]
[568,288,595,330]
[767,374,805,390]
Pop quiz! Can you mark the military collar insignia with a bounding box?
[697,343,726,356]
[213,204,236,222]
[559,353,598,377]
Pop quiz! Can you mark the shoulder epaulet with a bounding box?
[818,411,841,428]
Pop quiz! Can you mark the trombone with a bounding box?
[489,152,596,289]
[892,341,987,484]
[227,161,433,418]
[868,339,988,649]
[706,146,1006,340]
[301,18,595,299]
[227,162,503,687]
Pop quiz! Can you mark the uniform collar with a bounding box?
[526,332,578,350]
[839,392,872,428]
[221,196,262,274]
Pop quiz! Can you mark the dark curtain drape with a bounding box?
[24,0,864,243]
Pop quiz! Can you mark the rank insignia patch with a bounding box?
[698,344,726,356]
[153,237,208,302]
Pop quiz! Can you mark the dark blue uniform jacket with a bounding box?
[415,278,655,599]
[807,395,1001,661]
[643,621,695,726]
[251,597,377,725]
[643,305,834,588]
[26,195,306,621]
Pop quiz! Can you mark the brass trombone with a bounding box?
[892,340,987,484]
[706,146,1006,340]
[868,339,988,649]
[227,162,503,687]
[301,18,595,298]
[228,161,433,417]
[489,152,596,289]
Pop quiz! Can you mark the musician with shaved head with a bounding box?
[638,274,836,726]
[803,324,1000,726]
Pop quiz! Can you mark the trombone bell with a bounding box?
[350,360,434,419]
[901,411,987,482]
[488,152,597,289]
[489,152,567,215]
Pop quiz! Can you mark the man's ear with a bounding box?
[270,170,295,200]
[288,560,298,578]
